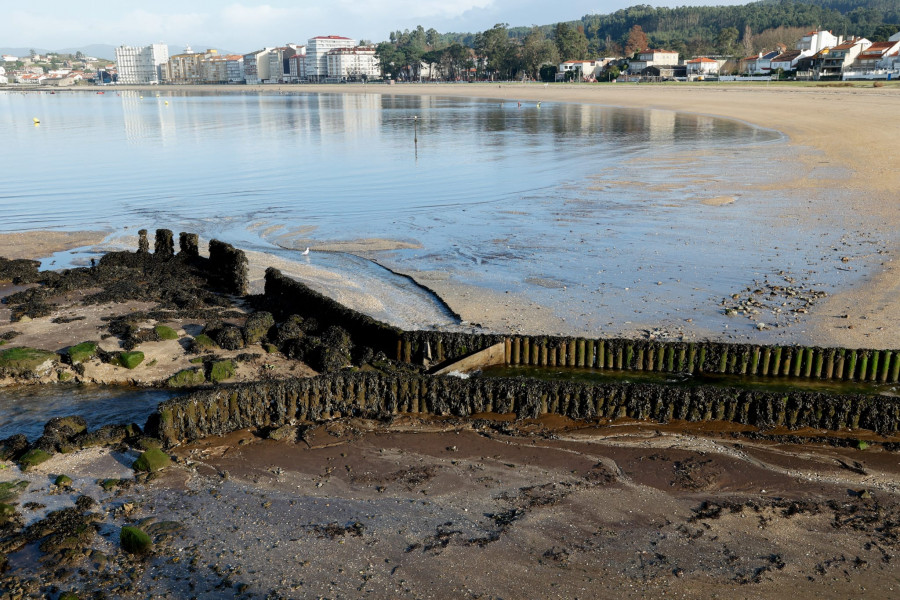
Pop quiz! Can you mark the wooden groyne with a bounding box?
[149,371,900,446]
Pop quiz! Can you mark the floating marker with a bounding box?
[165,101,169,105]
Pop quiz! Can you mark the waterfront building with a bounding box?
[556,59,614,81]
[326,46,378,81]
[852,40,900,70]
[224,55,245,83]
[0,66,6,85]
[739,50,781,75]
[628,50,679,74]
[266,45,304,83]
[820,38,871,78]
[115,43,169,84]
[305,35,357,82]
[288,54,306,81]
[162,46,213,84]
[243,48,273,84]
[685,57,720,78]
[797,30,842,54]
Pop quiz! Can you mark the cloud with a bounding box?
[335,0,494,21]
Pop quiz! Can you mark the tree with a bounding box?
[604,65,621,81]
[523,26,558,79]
[475,23,512,80]
[872,23,900,41]
[554,22,589,60]
[716,26,740,56]
[741,25,754,56]
[624,25,648,57]
[426,28,441,48]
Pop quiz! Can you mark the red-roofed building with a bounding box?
[821,38,871,78]
[685,57,720,78]
[852,40,900,69]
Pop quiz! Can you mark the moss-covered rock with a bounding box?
[55,474,73,488]
[167,367,206,388]
[209,360,235,383]
[263,343,278,354]
[243,311,274,345]
[58,370,74,382]
[0,502,17,525]
[0,346,58,377]
[19,448,52,471]
[120,525,152,554]
[118,351,145,369]
[191,333,217,352]
[0,480,29,502]
[0,435,29,461]
[132,448,171,473]
[67,341,98,364]
[59,593,80,600]
[213,325,244,351]
[154,325,179,340]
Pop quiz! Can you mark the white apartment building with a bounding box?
[115,43,169,84]
[305,35,357,81]
[225,55,245,83]
[243,48,273,84]
[326,47,378,81]
[0,66,7,85]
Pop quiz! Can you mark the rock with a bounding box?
[132,448,172,473]
[243,311,275,345]
[167,367,206,388]
[54,475,73,488]
[0,434,29,461]
[19,448,52,471]
[209,360,235,383]
[0,346,58,377]
[154,325,179,340]
[0,481,29,503]
[66,341,98,365]
[191,333,217,351]
[118,351,145,369]
[266,424,296,441]
[120,525,153,554]
[213,325,244,351]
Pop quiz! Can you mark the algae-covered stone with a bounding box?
[154,325,179,340]
[0,480,29,502]
[67,342,98,364]
[243,311,274,345]
[191,334,217,352]
[263,343,278,354]
[0,346,58,376]
[19,448,52,471]
[209,360,235,383]
[120,525,153,554]
[213,325,244,351]
[0,502,17,525]
[55,474,73,488]
[167,367,206,388]
[58,370,74,382]
[59,593,79,600]
[132,448,171,473]
[119,351,145,369]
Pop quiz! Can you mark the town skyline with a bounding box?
[6,0,748,52]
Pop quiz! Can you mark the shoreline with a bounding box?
[3,83,898,349]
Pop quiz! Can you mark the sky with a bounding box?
[7,0,744,52]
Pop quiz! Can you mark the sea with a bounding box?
[0,88,872,434]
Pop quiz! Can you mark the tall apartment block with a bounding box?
[115,43,169,84]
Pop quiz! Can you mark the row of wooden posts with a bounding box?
[396,334,900,383]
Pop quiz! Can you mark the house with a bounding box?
[1,55,17,63]
[797,30,842,54]
[852,40,900,70]
[556,59,615,81]
[739,50,780,75]
[0,66,6,85]
[769,50,803,73]
[15,73,46,84]
[637,64,684,80]
[795,48,832,79]
[628,50,679,74]
[685,57,719,78]
[821,38,871,78]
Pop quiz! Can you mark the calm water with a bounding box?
[0,385,177,441]
[0,89,864,340]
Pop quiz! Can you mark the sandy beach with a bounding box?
[4,82,897,350]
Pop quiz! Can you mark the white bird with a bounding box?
[302,247,310,255]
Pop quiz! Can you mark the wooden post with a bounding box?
[656,346,665,372]
[718,347,729,373]
[880,351,893,382]
[637,347,647,371]
[803,348,814,378]
[587,341,595,369]
[523,338,531,365]
[781,349,791,376]
[890,353,900,383]
[598,341,606,368]
[568,339,577,367]
[666,345,675,372]
[512,337,520,365]
[834,350,845,380]
[846,350,858,381]
[504,338,512,364]
[576,339,585,367]
[771,347,782,376]
[761,347,772,376]
[625,345,634,370]
[825,349,836,379]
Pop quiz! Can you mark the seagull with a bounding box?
[302,247,310,255]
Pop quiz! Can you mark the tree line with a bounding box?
[374,0,899,81]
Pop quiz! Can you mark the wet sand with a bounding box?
[3,416,899,598]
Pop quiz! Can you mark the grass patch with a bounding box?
[191,334,217,351]
[0,480,29,502]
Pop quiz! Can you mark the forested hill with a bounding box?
[439,0,899,56]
